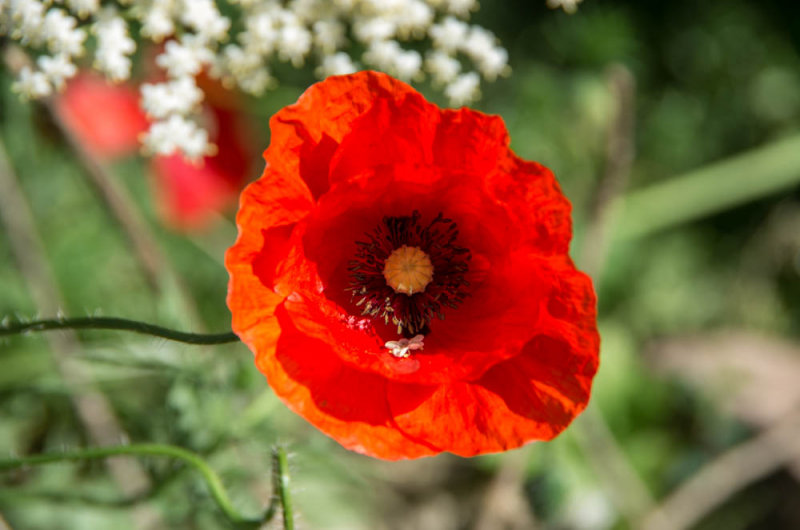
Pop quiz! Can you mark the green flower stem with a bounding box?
[0,443,267,527]
[614,133,800,240]
[0,317,238,345]
[272,446,294,530]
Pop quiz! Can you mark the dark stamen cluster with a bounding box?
[348,211,471,336]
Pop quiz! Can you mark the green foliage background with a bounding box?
[1,0,800,528]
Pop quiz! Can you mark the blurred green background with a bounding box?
[2,0,800,528]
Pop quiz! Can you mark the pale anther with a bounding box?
[384,334,425,358]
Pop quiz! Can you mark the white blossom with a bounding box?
[1,0,515,159]
[354,17,396,43]
[179,0,229,42]
[156,36,214,77]
[93,11,135,80]
[37,53,77,89]
[361,0,407,15]
[312,19,346,53]
[462,26,496,61]
[242,9,280,55]
[363,40,421,81]
[237,68,275,95]
[445,71,480,105]
[289,0,329,23]
[444,0,477,17]
[316,52,358,77]
[213,43,275,94]
[393,47,422,80]
[12,65,52,99]
[66,0,100,18]
[474,45,509,80]
[140,3,174,41]
[42,8,86,57]
[394,0,433,38]
[142,115,214,160]
[140,76,204,119]
[277,23,312,65]
[8,0,46,45]
[332,0,358,11]
[426,50,460,85]
[429,16,468,52]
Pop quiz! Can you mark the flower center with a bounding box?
[382,245,434,295]
[349,211,470,337]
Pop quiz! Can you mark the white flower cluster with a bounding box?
[0,0,566,159]
[128,0,223,159]
[140,76,212,159]
[3,1,87,98]
[1,1,136,98]
[214,0,510,107]
[93,9,136,81]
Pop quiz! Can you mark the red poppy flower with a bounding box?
[55,72,253,231]
[226,71,599,460]
[151,103,253,231]
[54,72,148,160]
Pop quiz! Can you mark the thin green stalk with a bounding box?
[614,133,800,240]
[272,446,294,530]
[0,317,238,345]
[0,444,268,527]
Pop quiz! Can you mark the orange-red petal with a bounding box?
[226,71,600,459]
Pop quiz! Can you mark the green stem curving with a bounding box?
[0,317,238,345]
[0,443,268,527]
[272,446,294,530]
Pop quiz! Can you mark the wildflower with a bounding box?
[92,10,136,81]
[150,83,255,231]
[155,37,213,78]
[226,71,599,459]
[37,54,77,90]
[425,50,460,85]
[54,72,253,230]
[429,16,468,51]
[445,71,480,105]
[141,77,204,120]
[12,65,52,99]
[315,52,358,78]
[143,115,212,160]
[53,73,147,159]
[2,0,514,158]
[42,8,86,57]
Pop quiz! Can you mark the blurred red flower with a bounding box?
[54,72,148,160]
[54,72,253,231]
[226,71,599,459]
[151,102,253,230]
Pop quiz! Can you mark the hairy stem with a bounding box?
[0,444,273,527]
[272,446,294,530]
[1,316,238,345]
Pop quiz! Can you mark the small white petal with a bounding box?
[12,66,52,99]
[316,52,357,77]
[384,334,424,358]
[445,72,481,106]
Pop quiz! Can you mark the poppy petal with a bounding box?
[266,71,420,199]
[261,304,439,459]
[387,329,598,456]
[227,71,600,459]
